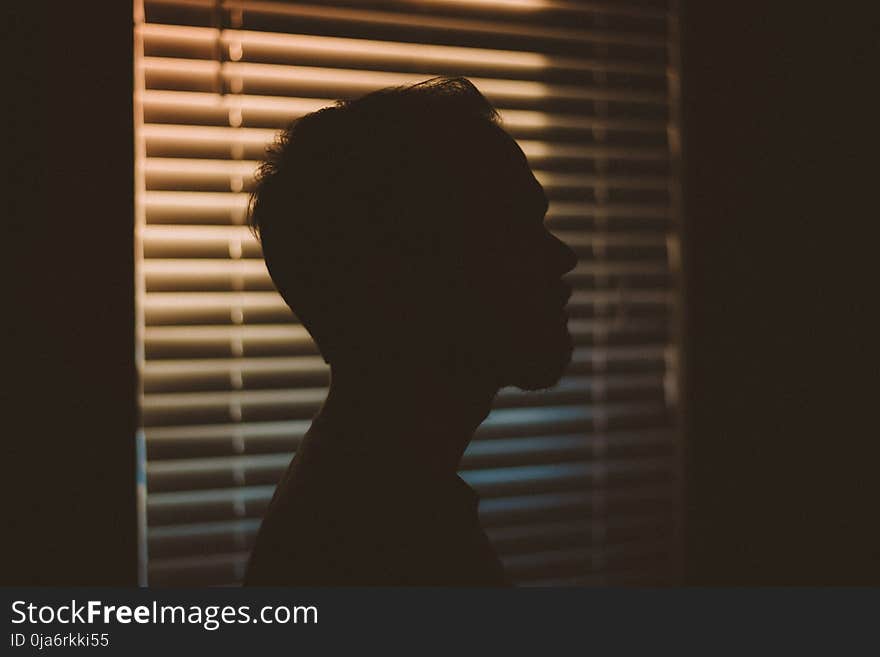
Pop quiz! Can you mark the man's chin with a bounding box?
[508,342,573,392]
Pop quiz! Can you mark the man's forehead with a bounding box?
[476,123,530,168]
[463,125,542,194]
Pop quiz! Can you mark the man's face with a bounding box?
[455,126,578,391]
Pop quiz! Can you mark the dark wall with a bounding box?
[680,4,876,583]
[5,3,138,584]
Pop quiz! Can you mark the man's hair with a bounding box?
[248,77,500,363]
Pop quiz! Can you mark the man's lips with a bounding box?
[554,282,573,310]
[503,281,572,316]
[542,283,573,328]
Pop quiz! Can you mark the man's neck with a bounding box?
[310,358,499,476]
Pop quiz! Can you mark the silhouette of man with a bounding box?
[244,77,577,586]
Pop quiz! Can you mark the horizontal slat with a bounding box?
[145,355,324,376]
[143,55,667,106]
[142,157,671,209]
[141,90,668,135]
[143,189,669,221]
[145,157,260,182]
[140,23,667,77]
[147,484,674,548]
[487,515,672,555]
[146,418,313,444]
[143,156,670,193]
[141,232,671,267]
[463,458,670,495]
[143,260,673,294]
[479,483,676,526]
[141,336,671,394]
[142,374,668,428]
[141,124,668,164]
[141,224,258,247]
[143,374,665,411]
[147,435,677,496]
[144,402,672,457]
[142,198,671,234]
[501,538,673,581]
[223,1,669,49]
[147,430,675,490]
[143,288,670,314]
[141,297,670,333]
[146,0,670,23]
[142,354,667,392]
[141,258,671,280]
[141,300,670,330]
[141,347,672,403]
[142,123,277,148]
[141,224,670,257]
[382,0,669,22]
[146,457,673,519]
[147,416,673,462]
[142,397,671,433]
[149,452,290,479]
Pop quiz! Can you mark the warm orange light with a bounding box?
[145,190,250,210]
[142,55,219,76]
[549,203,669,220]
[142,89,333,117]
[140,21,663,76]
[141,259,267,276]
[139,23,549,71]
[144,355,327,376]
[141,91,664,135]
[145,324,309,342]
[141,55,664,105]
[226,28,550,71]
[141,225,255,243]
[141,123,278,146]
[145,158,259,178]
[223,1,666,48]
[144,388,327,410]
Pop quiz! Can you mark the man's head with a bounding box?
[249,77,577,391]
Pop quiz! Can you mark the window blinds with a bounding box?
[135,0,683,586]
